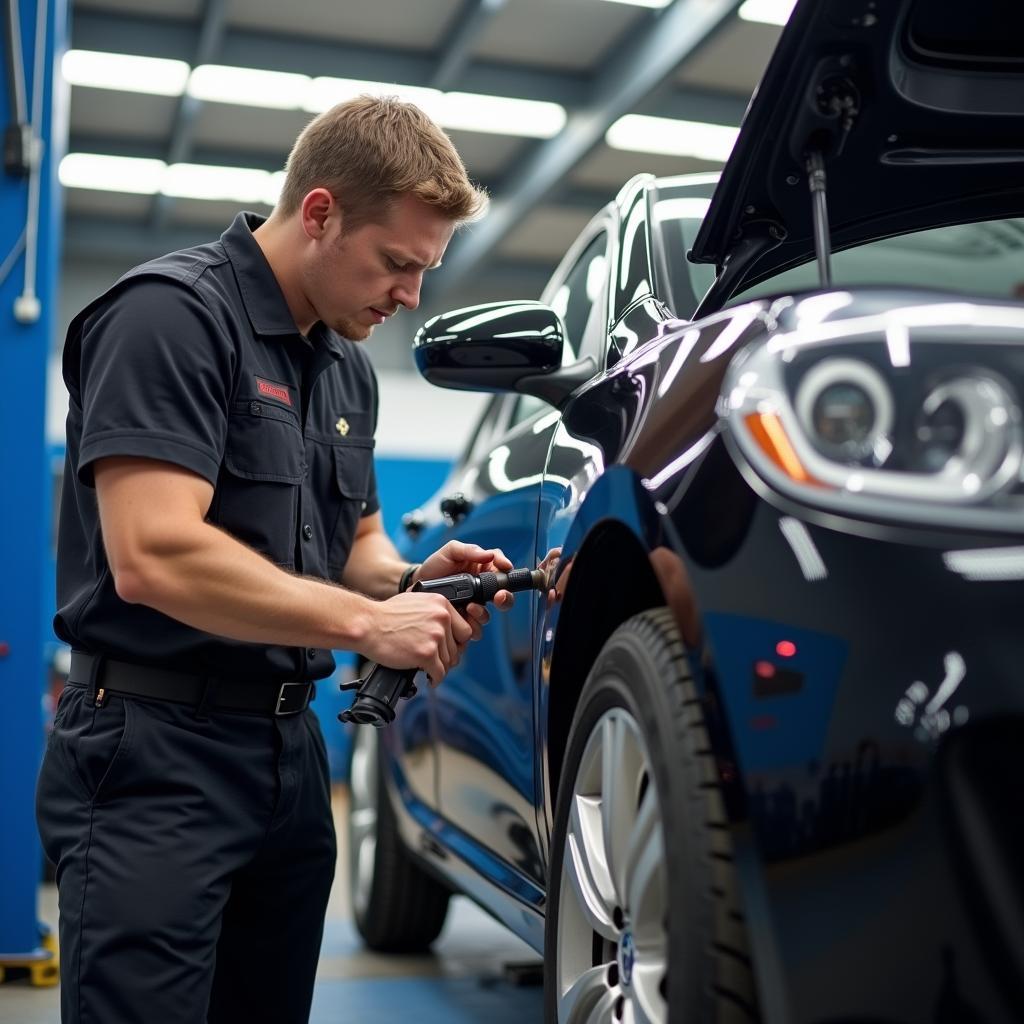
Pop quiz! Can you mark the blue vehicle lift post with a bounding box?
[0,0,66,984]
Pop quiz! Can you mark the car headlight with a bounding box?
[721,309,1024,530]
[795,357,895,464]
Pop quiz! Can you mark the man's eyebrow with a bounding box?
[386,250,442,272]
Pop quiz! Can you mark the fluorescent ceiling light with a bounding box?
[162,163,278,204]
[596,0,671,7]
[306,77,442,115]
[61,52,568,141]
[59,153,165,194]
[738,0,797,26]
[606,114,738,162]
[438,93,566,139]
[267,171,286,206]
[59,153,284,205]
[61,50,189,96]
[188,64,310,109]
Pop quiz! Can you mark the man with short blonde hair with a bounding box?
[277,94,487,228]
[37,97,507,1024]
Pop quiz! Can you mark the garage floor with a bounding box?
[1,787,545,1024]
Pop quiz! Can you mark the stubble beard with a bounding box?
[332,316,373,342]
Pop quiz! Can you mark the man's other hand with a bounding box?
[418,540,514,644]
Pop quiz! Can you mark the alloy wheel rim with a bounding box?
[556,705,668,1024]
[348,725,379,918]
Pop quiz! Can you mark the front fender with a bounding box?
[536,465,702,848]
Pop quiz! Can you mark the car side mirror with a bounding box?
[413,300,596,408]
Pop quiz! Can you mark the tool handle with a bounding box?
[339,565,548,728]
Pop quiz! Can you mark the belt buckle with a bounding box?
[275,681,311,716]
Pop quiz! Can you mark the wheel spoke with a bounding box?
[350,807,376,828]
[350,728,377,807]
[630,958,667,1024]
[565,802,618,940]
[618,782,660,918]
[348,807,376,847]
[559,964,615,1024]
[600,714,641,908]
[625,812,666,949]
[352,834,377,917]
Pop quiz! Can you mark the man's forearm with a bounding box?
[113,518,374,650]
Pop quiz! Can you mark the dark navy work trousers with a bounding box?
[36,684,337,1024]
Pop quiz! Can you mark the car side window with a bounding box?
[509,231,609,428]
[615,186,654,319]
[459,394,512,466]
[648,181,718,320]
[549,231,610,359]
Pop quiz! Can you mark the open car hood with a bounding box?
[690,0,1024,293]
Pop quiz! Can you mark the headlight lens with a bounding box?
[722,315,1024,530]
[912,385,966,473]
[795,358,894,464]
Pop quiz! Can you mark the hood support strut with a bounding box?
[806,149,833,288]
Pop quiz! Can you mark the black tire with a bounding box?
[544,608,759,1023]
[347,724,450,952]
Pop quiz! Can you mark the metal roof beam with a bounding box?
[150,0,228,229]
[644,82,749,127]
[432,0,505,91]
[68,133,284,171]
[63,217,216,264]
[428,0,744,301]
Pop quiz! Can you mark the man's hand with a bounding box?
[538,547,562,609]
[364,590,473,684]
[417,540,513,644]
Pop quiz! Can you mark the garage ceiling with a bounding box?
[62,0,785,359]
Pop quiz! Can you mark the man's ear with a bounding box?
[300,188,337,239]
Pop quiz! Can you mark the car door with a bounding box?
[387,393,512,817]
[430,215,615,892]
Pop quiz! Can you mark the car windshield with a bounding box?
[730,219,1024,305]
[652,181,1024,315]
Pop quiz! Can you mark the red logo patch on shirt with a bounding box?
[256,378,292,406]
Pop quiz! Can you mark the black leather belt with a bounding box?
[67,652,314,717]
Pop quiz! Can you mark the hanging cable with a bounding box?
[0,226,25,287]
[14,0,48,323]
[3,0,30,175]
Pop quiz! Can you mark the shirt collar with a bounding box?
[220,212,347,359]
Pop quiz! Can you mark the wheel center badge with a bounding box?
[618,930,636,988]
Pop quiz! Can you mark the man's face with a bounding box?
[304,193,456,341]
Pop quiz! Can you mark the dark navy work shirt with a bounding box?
[56,212,380,682]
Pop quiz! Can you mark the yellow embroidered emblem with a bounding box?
[335,417,350,437]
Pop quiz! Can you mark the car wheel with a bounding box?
[347,723,450,951]
[544,608,759,1023]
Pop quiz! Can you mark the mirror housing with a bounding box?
[413,300,595,407]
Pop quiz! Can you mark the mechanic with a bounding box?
[36,96,512,1024]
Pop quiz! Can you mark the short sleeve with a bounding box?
[72,279,235,487]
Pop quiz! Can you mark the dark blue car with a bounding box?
[347,1,1024,1020]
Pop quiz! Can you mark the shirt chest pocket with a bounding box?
[328,439,375,575]
[214,400,305,566]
